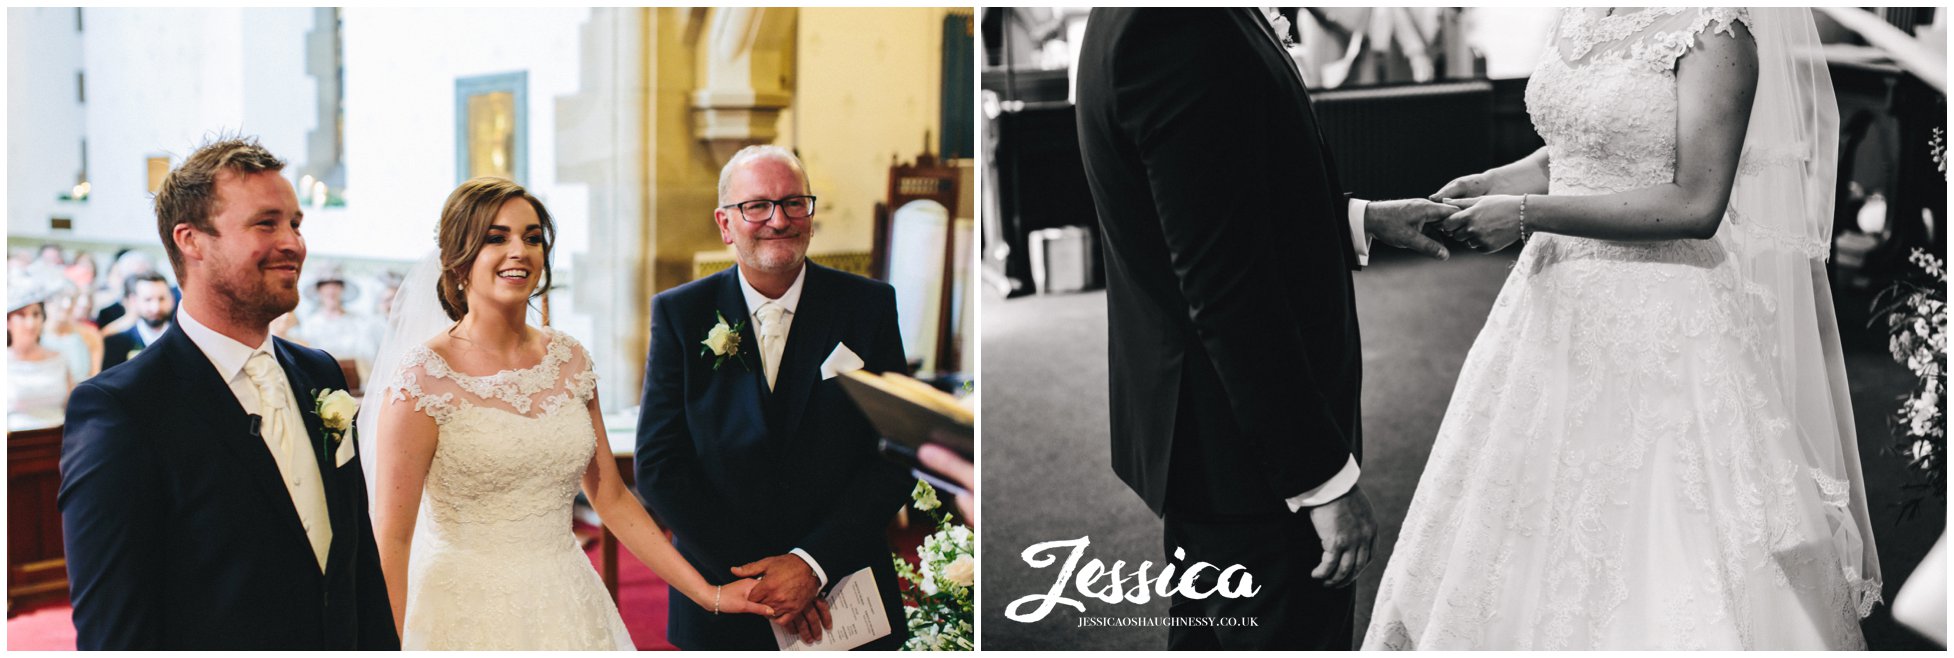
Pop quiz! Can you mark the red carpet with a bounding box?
[4,527,676,651]
[6,604,75,650]
[6,519,931,651]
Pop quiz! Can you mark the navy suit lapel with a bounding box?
[714,268,771,411]
[276,340,344,569]
[157,327,319,567]
[276,341,333,482]
[771,264,840,440]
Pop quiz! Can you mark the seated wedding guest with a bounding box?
[65,251,100,325]
[373,270,404,319]
[291,265,381,377]
[40,275,105,381]
[38,243,67,268]
[93,250,148,328]
[10,279,73,431]
[100,271,174,371]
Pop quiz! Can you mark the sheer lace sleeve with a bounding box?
[388,346,461,425]
[1644,7,1754,71]
[552,329,600,408]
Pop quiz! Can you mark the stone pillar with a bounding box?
[691,8,797,165]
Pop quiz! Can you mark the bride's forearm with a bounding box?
[1484,147,1551,196]
[377,536,411,635]
[595,490,716,609]
[1527,183,1728,242]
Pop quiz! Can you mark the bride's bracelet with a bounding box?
[714,585,723,615]
[1519,194,1532,243]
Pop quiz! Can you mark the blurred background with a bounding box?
[979,7,1946,650]
[7,7,976,648]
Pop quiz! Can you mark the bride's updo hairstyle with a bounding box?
[435,177,556,321]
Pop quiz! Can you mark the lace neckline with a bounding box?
[416,327,564,380]
[407,327,572,415]
[1557,7,1685,61]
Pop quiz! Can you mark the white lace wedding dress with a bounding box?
[390,327,635,650]
[1365,8,1876,650]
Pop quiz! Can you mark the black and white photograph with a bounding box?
[980,7,1945,650]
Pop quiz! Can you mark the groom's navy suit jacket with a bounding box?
[1078,8,1364,517]
[637,262,911,650]
[58,323,398,649]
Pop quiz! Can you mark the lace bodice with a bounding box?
[1522,7,1751,267]
[388,327,600,548]
[1528,8,1749,197]
[388,327,630,649]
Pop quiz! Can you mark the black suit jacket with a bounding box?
[59,323,398,650]
[636,263,912,650]
[99,325,156,372]
[1077,8,1363,517]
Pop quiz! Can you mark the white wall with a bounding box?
[8,8,87,238]
[785,7,953,255]
[334,8,595,262]
[1471,8,1558,80]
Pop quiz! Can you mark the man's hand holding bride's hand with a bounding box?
[716,577,776,617]
[1439,195,1524,253]
[1363,199,1452,261]
[731,554,832,640]
[1429,172,1495,203]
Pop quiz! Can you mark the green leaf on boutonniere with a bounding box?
[700,311,749,371]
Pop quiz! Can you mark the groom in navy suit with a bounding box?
[638,145,911,650]
[59,138,397,649]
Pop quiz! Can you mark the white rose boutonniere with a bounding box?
[700,311,748,371]
[312,388,358,445]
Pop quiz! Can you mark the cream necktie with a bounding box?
[243,351,332,571]
[755,303,789,390]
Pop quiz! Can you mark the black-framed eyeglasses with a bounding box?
[720,195,817,223]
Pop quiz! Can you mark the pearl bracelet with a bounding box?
[1520,194,1532,243]
[714,584,723,615]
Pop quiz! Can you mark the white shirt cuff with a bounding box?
[789,548,829,589]
[1348,198,1373,267]
[1285,455,1361,512]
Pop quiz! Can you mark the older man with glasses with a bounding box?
[634,145,913,650]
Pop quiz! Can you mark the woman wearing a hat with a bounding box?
[9,278,73,430]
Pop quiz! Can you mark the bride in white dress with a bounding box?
[366,178,772,650]
[1365,8,1881,649]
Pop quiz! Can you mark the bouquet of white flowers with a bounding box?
[892,481,973,651]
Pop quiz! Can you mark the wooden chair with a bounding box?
[9,425,68,616]
[872,142,965,374]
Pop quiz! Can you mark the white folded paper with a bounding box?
[820,342,866,381]
[772,567,891,651]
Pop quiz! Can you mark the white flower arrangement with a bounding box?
[1876,248,1947,519]
[892,480,974,651]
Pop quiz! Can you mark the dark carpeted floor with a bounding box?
[978,247,1943,650]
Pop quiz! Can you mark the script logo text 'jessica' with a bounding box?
[1004,536,1261,623]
